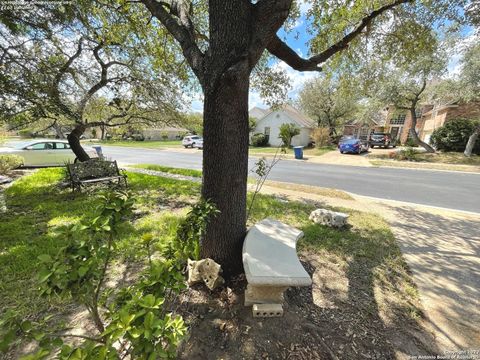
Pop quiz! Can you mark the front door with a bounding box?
[390,127,400,141]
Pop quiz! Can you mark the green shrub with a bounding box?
[167,199,219,262]
[430,118,480,154]
[18,129,33,138]
[0,191,188,359]
[279,123,300,147]
[403,138,418,147]
[251,133,268,147]
[0,154,23,174]
[396,147,419,161]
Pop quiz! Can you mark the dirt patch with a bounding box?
[178,251,438,360]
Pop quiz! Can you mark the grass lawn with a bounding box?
[249,146,336,157]
[85,139,183,148]
[370,150,480,166]
[0,167,426,358]
[130,163,202,177]
[369,151,480,172]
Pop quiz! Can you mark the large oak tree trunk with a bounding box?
[67,123,90,162]
[200,1,257,276]
[464,125,480,157]
[201,72,250,276]
[409,108,435,153]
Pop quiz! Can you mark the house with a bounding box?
[419,101,480,144]
[141,127,189,140]
[343,118,385,141]
[383,101,480,144]
[382,105,431,144]
[249,105,315,147]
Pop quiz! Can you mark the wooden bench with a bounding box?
[242,218,312,313]
[67,159,127,191]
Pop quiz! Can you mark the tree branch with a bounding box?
[267,36,321,71]
[140,0,204,81]
[268,0,412,71]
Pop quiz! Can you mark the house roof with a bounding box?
[249,106,269,120]
[421,104,459,117]
[253,104,315,128]
[280,104,316,128]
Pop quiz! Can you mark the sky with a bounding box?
[189,2,477,113]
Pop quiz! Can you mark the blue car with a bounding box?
[339,139,369,154]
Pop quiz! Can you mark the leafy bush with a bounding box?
[430,118,480,154]
[251,133,268,147]
[18,129,33,138]
[169,199,219,262]
[396,147,419,161]
[311,127,330,148]
[403,138,418,147]
[0,154,23,174]
[1,191,188,359]
[278,123,300,147]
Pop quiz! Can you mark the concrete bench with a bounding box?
[242,218,312,310]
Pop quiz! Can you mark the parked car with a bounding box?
[0,140,98,166]
[182,135,201,148]
[193,138,203,149]
[369,132,396,148]
[339,139,369,154]
[337,135,356,148]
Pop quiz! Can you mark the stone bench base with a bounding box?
[244,284,288,306]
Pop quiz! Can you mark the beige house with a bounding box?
[142,127,189,140]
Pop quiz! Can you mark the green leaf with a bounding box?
[37,254,52,263]
[78,266,88,277]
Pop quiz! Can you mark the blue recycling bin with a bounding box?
[92,145,104,159]
[293,146,304,159]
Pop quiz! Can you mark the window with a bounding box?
[264,127,270,142]
[359,126,370,140]
[390,114,406,125]
[55,142,70,149]
[29,143,47,150]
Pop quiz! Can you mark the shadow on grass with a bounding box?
[248,193,440,358]
[0,169,200,318]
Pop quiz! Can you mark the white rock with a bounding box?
[187,258,224,290]
[309,209,348,228]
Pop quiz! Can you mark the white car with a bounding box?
[193,138,203,149]
[182,135,201,148]
[0,140,98,167]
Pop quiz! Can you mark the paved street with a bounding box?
[102,146,480,213]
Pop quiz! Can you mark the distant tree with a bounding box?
[459,42,480,156]
[183,113,203,135]
[298,76,357,139]
[426,40,480,156]
[248,117,257,134]
[0,3,186,160]
[279,123,300,147]
[373,48,447,153]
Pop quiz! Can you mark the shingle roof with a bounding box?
[249,106,269,119]
[281,104,316,128]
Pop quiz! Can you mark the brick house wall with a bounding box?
[384,105,432,144]
[420,102,480,143]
